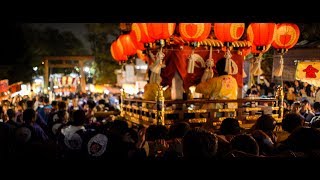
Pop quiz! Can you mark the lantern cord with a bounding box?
[224,48,238,75]
[251,53,264,76]
[274,55,284,77]
[242,55,247,78]
[149,47,166,85]
[201,46,215,82]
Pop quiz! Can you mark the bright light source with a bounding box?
[70,73,78,78]
[33,67,38,71]
[84,66,90,73]
[104,89,110,95]
[34,78,43,83]
[135,65,148,70]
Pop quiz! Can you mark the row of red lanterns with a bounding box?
[111,23,300,62]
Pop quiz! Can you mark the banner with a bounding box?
[296,61,320,87]
[0,79,9,93]
[9,82,22,93]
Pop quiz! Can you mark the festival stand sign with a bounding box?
[0,79,9,93]
[9,82,22,94]
[295,61,320,87]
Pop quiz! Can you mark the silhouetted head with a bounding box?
[313,102,320,112]
[23,109,36,124]
[146,125,168,141]
[253,114,277,132]
[168,121,191,139]
[230,134,259,156]
[282,113,304,133]
[182,128,218,160]
[285,127,320,152]
[219,118,241,135]
[71,109,86,126]
[215,57,228,76]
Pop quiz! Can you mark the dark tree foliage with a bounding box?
[0,23,88,84]
[85,23,121,84]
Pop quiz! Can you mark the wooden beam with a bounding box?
[43,56,95,61]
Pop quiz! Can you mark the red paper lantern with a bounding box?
[110,40,127,62]
[247,23,276,48]
[272,23,300,50]
[131,23,155,43]
[118,34,137,56]
[178,23,211,42]
[214,23,245,44]
[146,23,176,40]
[130,30,145,50]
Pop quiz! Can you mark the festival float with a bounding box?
[111,23,300,130]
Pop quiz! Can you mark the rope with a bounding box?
[149,47,166,84]
[201,46,214,82]
[224,48,238,75]
[251,54,263,76]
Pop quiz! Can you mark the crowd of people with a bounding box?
[0,90,320,161]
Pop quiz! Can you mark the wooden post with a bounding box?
[156,85,165,126]
[44,59,49,94]
[79,60,86,93]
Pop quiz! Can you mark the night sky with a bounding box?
[34,23,91,52]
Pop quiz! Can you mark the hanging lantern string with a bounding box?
[149,47,166,84]
[224,48,238,75]
[201,46,214,82]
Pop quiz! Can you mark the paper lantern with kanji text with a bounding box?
[272,23,300,53]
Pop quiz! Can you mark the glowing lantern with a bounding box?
[178,23,211,44]
[118,34,137,56]
[272,23,300,53]
[110,40,127,62]
[131,23,155,44]
[130,30,145,50]
[178,23,212,73]
[213,23,245,75]
[247,23,276,50]
[272,23,300,78]
[214,23,245,46]
[146,23,176,42]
